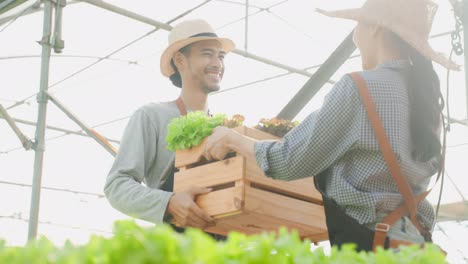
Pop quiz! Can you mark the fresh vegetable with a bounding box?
[0,220,448,264]
[223,114,245,128]
[255,118,299,138]
[166,112,245,151]
[166,111,226,151]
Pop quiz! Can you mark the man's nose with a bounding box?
[211,56,223,68]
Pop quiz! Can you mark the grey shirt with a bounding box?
[104,101,181,223]
[254,60,438,230]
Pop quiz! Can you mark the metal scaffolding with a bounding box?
[0,0,467,242]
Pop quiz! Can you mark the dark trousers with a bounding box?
[314,171,391,252]
[315,173,430,252]
[322,196,389,251]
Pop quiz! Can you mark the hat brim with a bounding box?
[316,8,461,71]
[415,41,461,71]
[160,36,235,77]
[316,8,363,22]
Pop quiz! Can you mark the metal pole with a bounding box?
[0,0,27,14]
[0,104,33,150]
[28,0,54,241]
[244,0,249,51]
[464,0,468,119]
[52,0,65,54]
[277,31,356,120]
[79,0,334,82]
[47,92,117,156]
[0,1,79,27]
[0,115,120,143]
[79,0,170,30]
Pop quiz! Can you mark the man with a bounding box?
[104,19,235,231]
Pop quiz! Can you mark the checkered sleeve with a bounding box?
[254,75,362,181]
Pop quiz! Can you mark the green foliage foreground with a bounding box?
[0,221,447,264]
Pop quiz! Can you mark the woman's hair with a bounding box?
[169,44,192,88]
[390,31,444,162]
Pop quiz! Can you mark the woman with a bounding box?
[203,0,459,251]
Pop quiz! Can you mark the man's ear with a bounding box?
[173,52,185,71]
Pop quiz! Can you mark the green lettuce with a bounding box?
[166,111,226,151]
[0,220,448,264]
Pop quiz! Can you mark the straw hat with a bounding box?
[160,19,236,77]
[317,0,460,71]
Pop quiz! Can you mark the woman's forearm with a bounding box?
[227,130,257,161]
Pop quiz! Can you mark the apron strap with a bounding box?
[349,73,435,250]
[350,73,419,224]
[176,97,188,116]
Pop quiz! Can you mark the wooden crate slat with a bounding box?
[303,232,329,242]
[195,186,244,217]
[244,127,281,140]
[175,138,207,168]
[245,159,322,204]
[244,186,327,231]
[205,212,328,242]
[174,156,244,192]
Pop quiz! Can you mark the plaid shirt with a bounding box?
[254,60,438,230]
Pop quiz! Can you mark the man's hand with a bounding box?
[167,187,215,229]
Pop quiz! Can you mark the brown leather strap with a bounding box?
[176,97,187,116]
[175,97,213,117]
[374,108,448,251]
[350,72,447,251]
[349,72,432,250]
[350,73,418,222]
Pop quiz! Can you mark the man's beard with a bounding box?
[202,83,221,94]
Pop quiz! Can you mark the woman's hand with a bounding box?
[203,126,234,161]
[204,126,257,162]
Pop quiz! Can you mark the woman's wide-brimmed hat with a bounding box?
[317,0,460,70]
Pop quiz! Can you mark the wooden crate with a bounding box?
[174,126,328,242]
